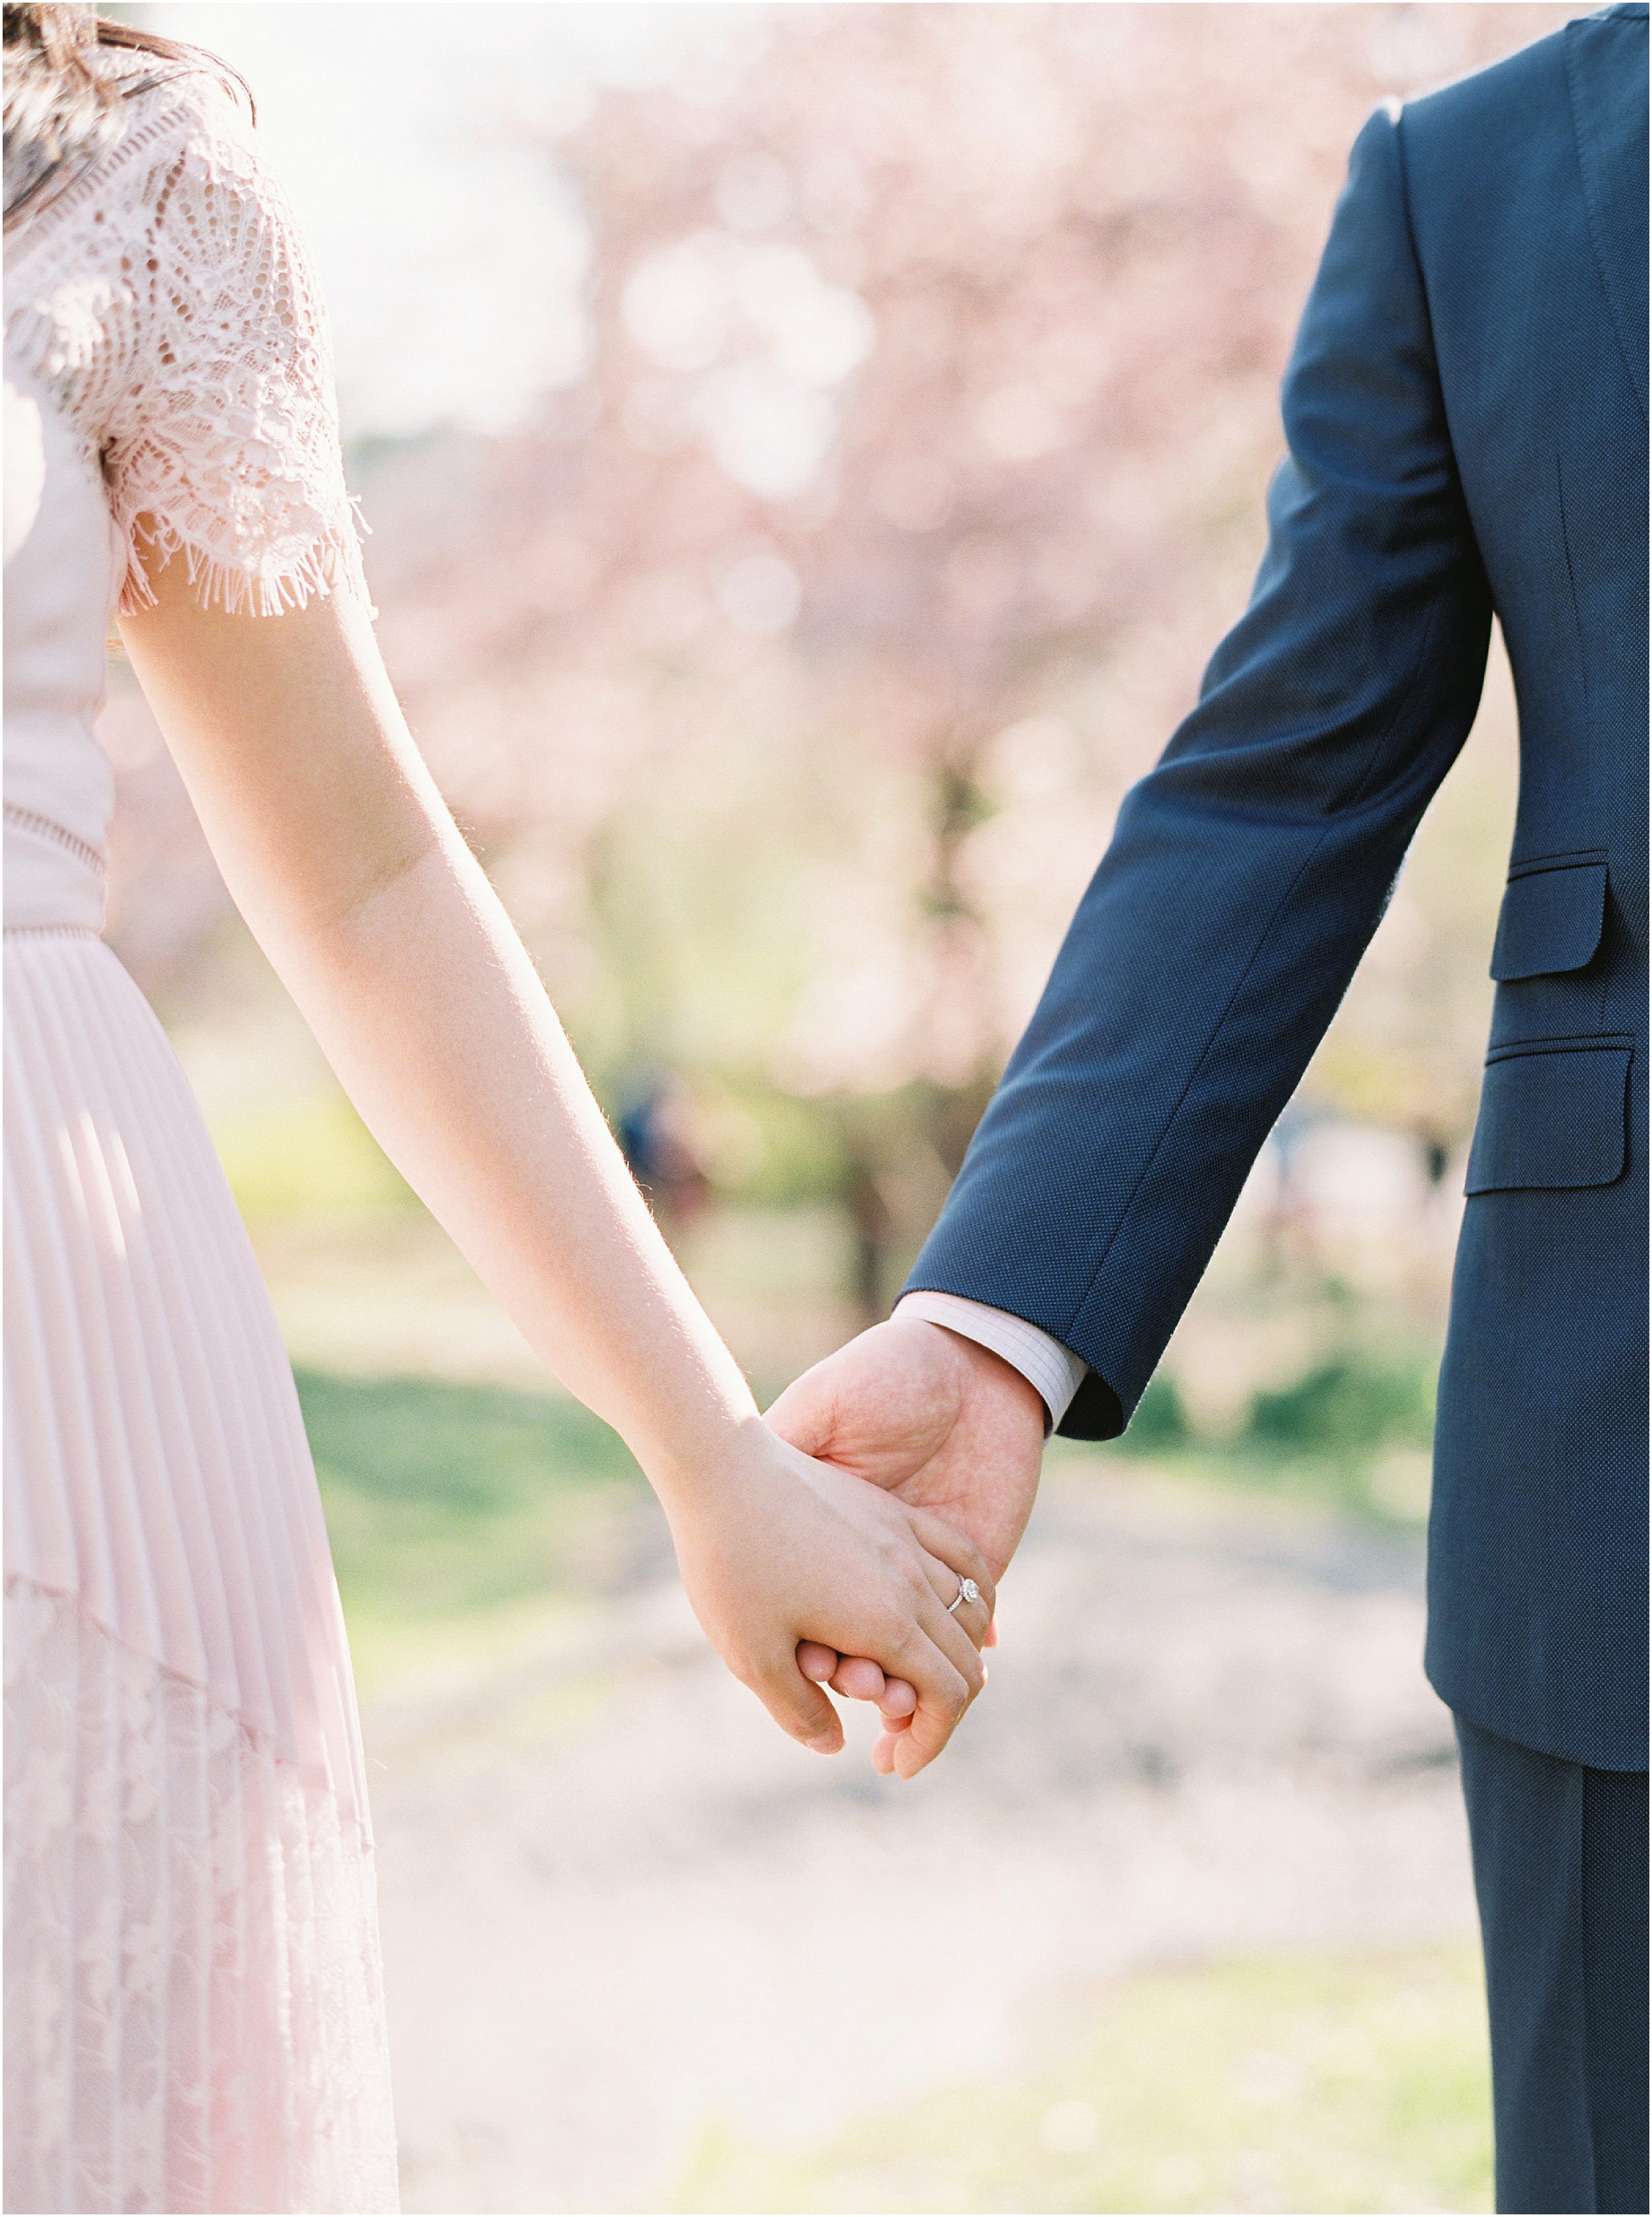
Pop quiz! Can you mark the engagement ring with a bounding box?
[947,1576,983,1616]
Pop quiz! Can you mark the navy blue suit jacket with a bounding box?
[907,6,1649,1770]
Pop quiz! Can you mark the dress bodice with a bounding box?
[3,372,121,928]
[2,60,366,931]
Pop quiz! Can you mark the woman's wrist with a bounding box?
[525,1281,761,1511]
[627,1390,770,1517]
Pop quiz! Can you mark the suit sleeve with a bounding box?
[903,106,1494,1439]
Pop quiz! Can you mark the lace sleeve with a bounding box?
[102,77,370,618]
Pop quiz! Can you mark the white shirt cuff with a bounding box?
[894,1291,1088,1433]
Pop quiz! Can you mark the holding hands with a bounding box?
[765,1316,1047,1773]
[665,1413,997,1775]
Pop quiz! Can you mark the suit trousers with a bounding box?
[1456,1715,1649,2214]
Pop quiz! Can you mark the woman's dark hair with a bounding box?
[3,3,250,226]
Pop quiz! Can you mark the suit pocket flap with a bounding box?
[1464,1043,1630,1194]
[1489,858,1607,980]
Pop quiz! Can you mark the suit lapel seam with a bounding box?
[1564,22,1649,423]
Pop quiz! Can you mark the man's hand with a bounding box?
[768,1316,1047,1771]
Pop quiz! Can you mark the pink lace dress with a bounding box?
[4,64,398,2214]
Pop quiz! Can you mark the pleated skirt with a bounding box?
[3,929,398,2214]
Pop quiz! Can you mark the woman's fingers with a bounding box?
[883,1624,975,1776]
[917,1551,995,1660]
[916,1581,990,1706]
[782,1485,998,1774]
[788,1619,959,1770]
[905,1546,994,1693]
[906,1509,996,1628]
[872,1724,902,1774]
[757,1651,846,1754]
[806,1520,993,1760]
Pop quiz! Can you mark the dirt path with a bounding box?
[365,1466,1476,2214]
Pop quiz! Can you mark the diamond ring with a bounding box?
[946,1575,983,1616]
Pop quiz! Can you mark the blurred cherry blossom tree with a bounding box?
[354,6,1569,1171]
[110,2,1581,1242]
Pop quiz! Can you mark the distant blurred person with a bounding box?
[2,9,990,2209]
[773,10,1648,2210]
[617,1065,712,1245]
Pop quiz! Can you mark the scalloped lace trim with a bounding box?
[5,72,372,620]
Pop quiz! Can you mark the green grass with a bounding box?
[294,1369,648,1683]
[1102,1355,1439,1524]
[675,1947,1492,2214]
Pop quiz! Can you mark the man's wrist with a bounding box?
[893,1291,1087,1433]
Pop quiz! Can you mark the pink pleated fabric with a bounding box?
[4,938,398,2216]
[5,59,397,2214]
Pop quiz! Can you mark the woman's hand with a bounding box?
[664,1417,995,1778]
[769,1318,1043,1770]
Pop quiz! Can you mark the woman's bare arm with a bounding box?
[118,556,991,1775]
[123,568,750,1483]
